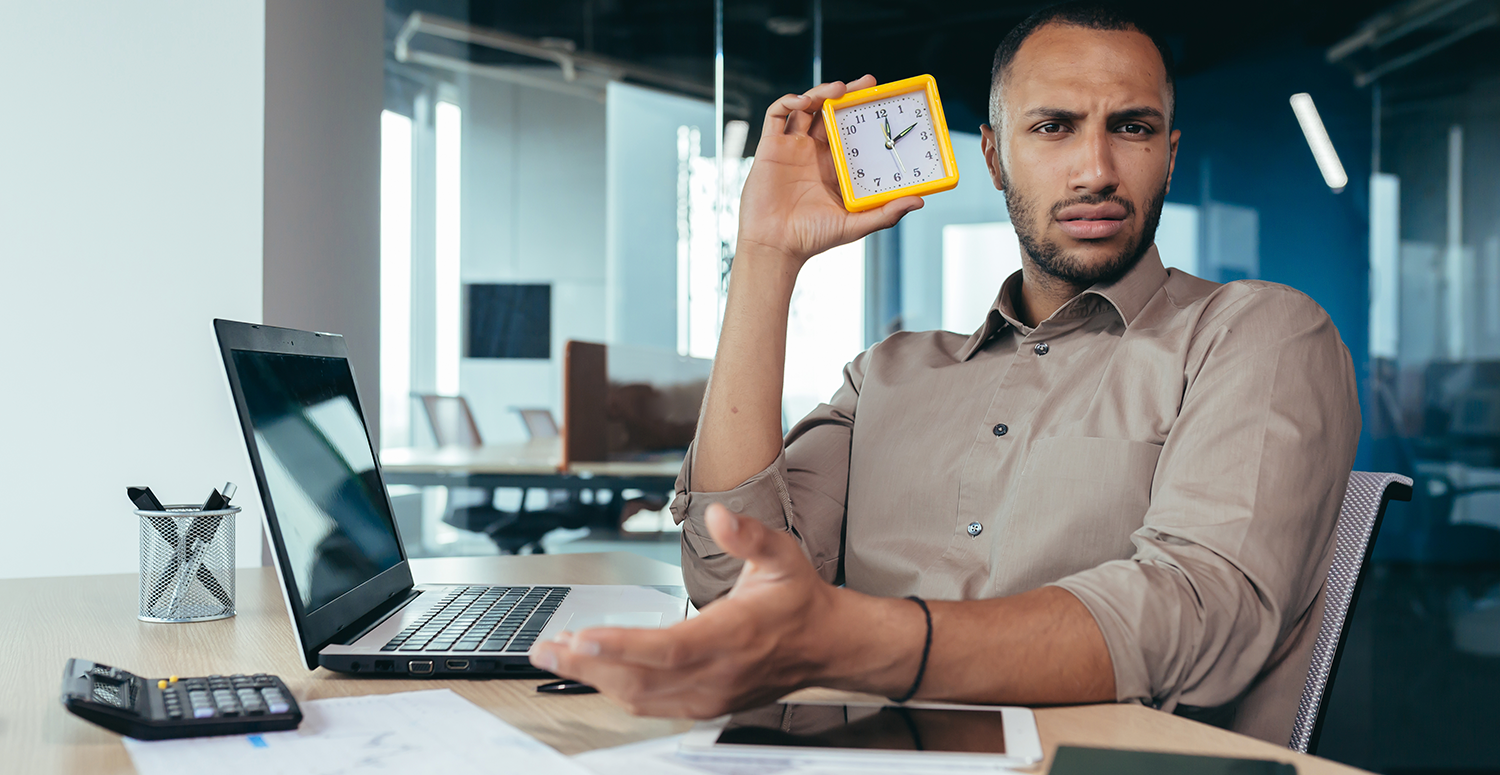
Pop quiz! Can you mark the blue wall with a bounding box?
[1167,44,1374,465]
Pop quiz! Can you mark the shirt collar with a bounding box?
[956,244,1168,362]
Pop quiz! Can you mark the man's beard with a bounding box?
[1002,168,1167,288]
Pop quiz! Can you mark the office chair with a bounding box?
[415,395,587,554]
[1288,471,1413,754]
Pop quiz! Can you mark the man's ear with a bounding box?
[1165,128,1181,196]
[979,124,1005,191]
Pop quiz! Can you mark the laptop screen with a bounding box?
[230,349,403,613]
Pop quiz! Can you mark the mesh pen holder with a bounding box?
[136,505,238,623]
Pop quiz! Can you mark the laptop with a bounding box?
[213,319,688,677]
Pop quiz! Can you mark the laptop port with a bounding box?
[445,659,469,671]
[374,660,394,672]
[409,660,434,675]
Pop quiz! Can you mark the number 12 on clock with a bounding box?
[821,74,960,212]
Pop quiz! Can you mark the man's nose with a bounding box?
[1069,125,1120,196]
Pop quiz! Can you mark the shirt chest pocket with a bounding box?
[999,436,1163,583]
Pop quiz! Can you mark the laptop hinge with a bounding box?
[334,588,422,646]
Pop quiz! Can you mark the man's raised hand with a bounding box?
[736,76,924,267]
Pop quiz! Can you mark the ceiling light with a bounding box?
[1289,93,1348,193]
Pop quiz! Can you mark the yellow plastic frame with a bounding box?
[821,74,961,212]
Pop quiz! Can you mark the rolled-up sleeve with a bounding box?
[671,351,870,607]
[1050,286,1361,713]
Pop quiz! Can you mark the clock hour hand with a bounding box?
[892,122,918,144]
[882,117,893,149]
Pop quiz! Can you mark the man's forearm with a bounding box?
[818,586,1116,705]
[691,245,800,492]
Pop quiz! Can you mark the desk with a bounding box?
[381,439,683,493]
[0,553,1367,775]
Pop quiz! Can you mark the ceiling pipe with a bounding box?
[1327,0,1497,86]
[396,12,716,102]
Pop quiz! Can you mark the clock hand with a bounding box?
[889,145,906,176]
[892,122,918,143]
[882,117,893,149]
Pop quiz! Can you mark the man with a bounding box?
[532,2,1360,744]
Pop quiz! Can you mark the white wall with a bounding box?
[457,78,609,444]
[0,0,267,577]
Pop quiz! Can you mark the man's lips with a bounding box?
[1054,202,1128,240]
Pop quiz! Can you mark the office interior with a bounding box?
[2,0,1498,771]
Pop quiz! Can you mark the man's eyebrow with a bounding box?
[1111,106,1166,123]
[1022,107,1085,122]
[1020,106,1166,123]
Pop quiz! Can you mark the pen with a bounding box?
[165,483,236,615]
[536,679,598,695]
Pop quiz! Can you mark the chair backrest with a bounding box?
[417,394,483,448]
[1289,471,1413,753]
[513,408,559,440]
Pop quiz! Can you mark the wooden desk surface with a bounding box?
[0,554,1366,775]
[381,441,684,479]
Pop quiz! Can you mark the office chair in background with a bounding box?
[416,394,592,554]
[1289,471,1414,754]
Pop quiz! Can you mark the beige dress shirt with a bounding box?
[670,245,1361,745]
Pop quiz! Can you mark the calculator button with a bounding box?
[192,706,215,719]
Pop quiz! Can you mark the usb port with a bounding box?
[409,660,434,675]
[445,659,469,671]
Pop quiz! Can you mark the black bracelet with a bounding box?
[890,595,932,704]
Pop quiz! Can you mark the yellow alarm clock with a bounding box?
[820,74,960,212]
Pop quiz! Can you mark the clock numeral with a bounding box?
[874,177,881,186]
[926,151,933,159]
[875,108,887,118]
[897,105,904,114]
[850,147,859,157]
[915,108,924,117]
[855,169,865,179]
[913,168,922,177]
[893,173,902,183]
[845,125,857,135]
[920,131,929,140]
[854,114,866,124]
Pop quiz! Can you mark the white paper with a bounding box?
[124,689,594,775]
[571,734,1027,775]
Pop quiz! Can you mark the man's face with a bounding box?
[980,24,1179,288]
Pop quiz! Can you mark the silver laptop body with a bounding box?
[214,319,687,678]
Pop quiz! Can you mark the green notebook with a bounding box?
[1050,745,1298,775]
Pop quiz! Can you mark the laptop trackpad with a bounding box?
[562,612,664,631]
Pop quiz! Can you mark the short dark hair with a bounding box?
[988,2,1176,131]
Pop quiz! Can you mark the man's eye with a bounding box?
[1117,123,1151,135]
[1037,123,1066,134]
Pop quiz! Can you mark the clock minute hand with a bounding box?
[892,122,919,144]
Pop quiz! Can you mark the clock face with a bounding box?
[832,91,946,198]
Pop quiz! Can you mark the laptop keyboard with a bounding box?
[381,586,571,654]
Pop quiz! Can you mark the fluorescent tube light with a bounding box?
[1289,93,1348,192]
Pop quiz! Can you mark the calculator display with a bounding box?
[232,350,404,613]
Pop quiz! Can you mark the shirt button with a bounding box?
[992,423,1008,437]
[967,522,983,537]
[1033,342,1050,356]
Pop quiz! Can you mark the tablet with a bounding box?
[678,700,1042,770]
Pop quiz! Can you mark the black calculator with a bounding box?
[60,658,303,740]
